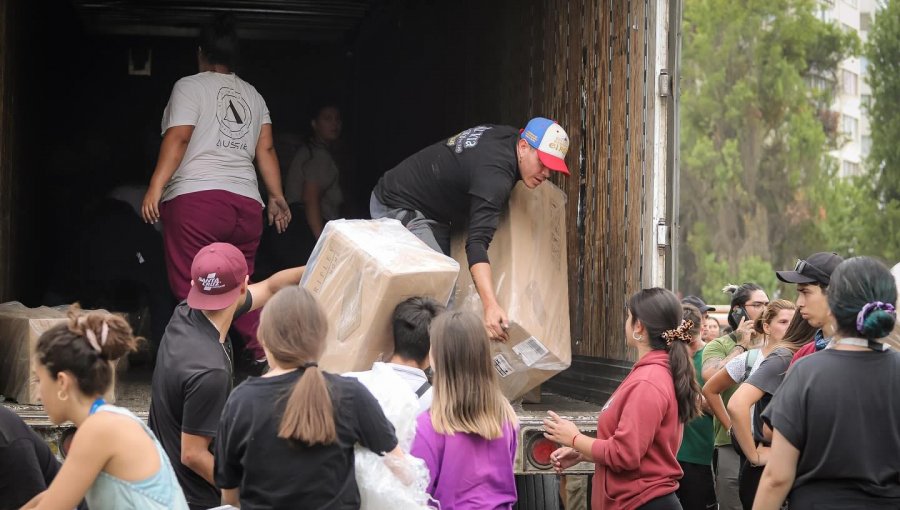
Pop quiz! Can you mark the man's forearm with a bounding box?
[186,450,216,486]
[266,266,305,292]
[222,488,241,507]
[721,345,746,366]
[470,262,499,307]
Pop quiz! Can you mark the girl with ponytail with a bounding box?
[544,288,700,510]
[756,257,900,509]
[22,308,188,510]
[214,286,401,509]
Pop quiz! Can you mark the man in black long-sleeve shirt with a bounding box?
[371,118,570,341]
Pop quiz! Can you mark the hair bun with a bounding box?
[860,310,896,340]
[67,307,139,361]
[722,284,739,295]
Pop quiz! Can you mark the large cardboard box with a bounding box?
[0,302,118,405]
[452,181,572,400]
[302,219,460,373]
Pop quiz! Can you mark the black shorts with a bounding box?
[638,491,683,510]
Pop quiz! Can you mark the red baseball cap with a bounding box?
[187,243,249,310]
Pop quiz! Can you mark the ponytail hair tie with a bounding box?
[301,362,319,369]
[856,301,897,334]
[662,319,694,347]
[100,320,109,346]
[76,316,110,355]
[85,328,102,353]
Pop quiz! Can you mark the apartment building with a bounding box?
[819,0,881,177]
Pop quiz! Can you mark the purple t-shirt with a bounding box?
[411,411,518,510]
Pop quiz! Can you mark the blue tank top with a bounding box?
[84,405,189,510]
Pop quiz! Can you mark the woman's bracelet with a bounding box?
[571,433,581,448]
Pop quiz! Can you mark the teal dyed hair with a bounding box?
[827,257,898,340]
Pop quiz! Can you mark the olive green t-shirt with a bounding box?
[701,332,740,446]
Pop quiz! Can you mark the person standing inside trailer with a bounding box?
[140,14,291,367]
[370,118,570,341]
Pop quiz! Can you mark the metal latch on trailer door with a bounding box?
[658,69,671,97]
[657,221,669,248]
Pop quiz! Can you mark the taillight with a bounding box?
[528,436,557,467]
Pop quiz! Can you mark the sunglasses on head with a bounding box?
[794,259,831,284]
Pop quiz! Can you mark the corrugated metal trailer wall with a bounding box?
[352,0,669,401]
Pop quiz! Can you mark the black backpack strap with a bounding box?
[415,381,431,398]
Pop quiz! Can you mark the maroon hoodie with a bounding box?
[590,350,683,510]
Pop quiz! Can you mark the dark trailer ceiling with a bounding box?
[71,0,372,41]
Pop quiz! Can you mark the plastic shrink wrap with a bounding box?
[0,302,117,404]
[346,362,436,510]
[452,181,572,400]
[302,219,459,373]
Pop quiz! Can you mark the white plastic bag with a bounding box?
[346,363,437,509]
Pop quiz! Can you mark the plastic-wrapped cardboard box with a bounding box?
[452,181,572,400]
[302,219,460,373]
[0,302,118,405]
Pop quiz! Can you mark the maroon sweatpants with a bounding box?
[160,189,264,358]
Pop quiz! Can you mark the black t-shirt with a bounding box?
[215,370,398,510]
[373,125,520,266]
[0,406,61,510]
[762,349,900,502]
[744,347,792,445]
[148,296,250,508]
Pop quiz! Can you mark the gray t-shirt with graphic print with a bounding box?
[160,72,271,205]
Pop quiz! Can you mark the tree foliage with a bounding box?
[866,0,900,203]
[679,0,859,298]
